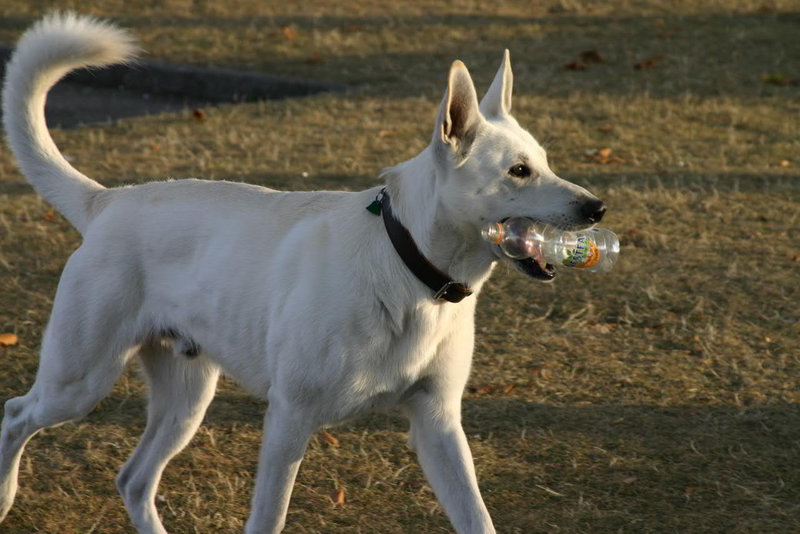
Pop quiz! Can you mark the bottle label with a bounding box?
[563,235,600,268]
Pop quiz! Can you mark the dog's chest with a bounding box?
[322,304,468,420]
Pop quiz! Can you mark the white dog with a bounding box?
[0,13,606,534]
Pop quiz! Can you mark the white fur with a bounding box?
[0,14,603,534]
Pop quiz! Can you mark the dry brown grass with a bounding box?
[0,1,798,532]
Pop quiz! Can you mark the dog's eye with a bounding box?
[508,164,531,178]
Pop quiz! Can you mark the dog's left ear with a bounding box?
[479,49,513,117]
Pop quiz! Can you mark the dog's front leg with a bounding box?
[406,388,495,534]
[244,397,314,534]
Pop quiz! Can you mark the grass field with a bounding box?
[0,1,798,532]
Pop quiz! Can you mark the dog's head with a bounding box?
[431,51,606,281]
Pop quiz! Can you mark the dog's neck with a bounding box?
[383,147,496,296]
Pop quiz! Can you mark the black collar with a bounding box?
[367,188,473,304]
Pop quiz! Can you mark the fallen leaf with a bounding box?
[501,384,515,394]
[622,476,638,484]
[378,130,393,138]
[789,253,800,262]
[579,50,604,63]
[634,55,665,70]
[597,123,613,132]
[281,26,297,40]
[329,488,346,506]
[306,53,324,65]
[780,160,791,167]
[320,430,339,447]
[192,109,206,121]
[585,147,624,164]
[43,210,57,222]
[564,61,587,71]
[0,333,18,347]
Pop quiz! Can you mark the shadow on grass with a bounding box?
[90,379,800,436]
[461,399,799,532]
[86,386,800,531]
[2,11,798,99]
[139,11,800,100]
[96,386,800,485]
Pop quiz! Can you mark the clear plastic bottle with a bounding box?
[481,218,620,273]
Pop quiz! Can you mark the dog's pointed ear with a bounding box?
[436,60,482,153]
[479,49,513,117]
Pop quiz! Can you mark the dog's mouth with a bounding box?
[492,217,558,281]
[512,256,556,281]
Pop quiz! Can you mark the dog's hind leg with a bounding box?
[116,348,219,534]
[0,266,134,522]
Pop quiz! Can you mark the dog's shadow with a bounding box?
[98,387,799,461]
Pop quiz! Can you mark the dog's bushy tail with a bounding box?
[2,13,138,234]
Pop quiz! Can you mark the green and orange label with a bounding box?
[563,236,600,268]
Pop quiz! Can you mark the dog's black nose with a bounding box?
[581,198,607,223]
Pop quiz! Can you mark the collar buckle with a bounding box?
[433,281,457,302]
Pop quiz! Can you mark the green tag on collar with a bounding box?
[365,199,382,215]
